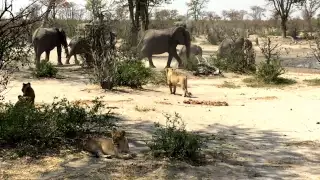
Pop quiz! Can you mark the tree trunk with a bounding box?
[41,0,55,28]
[280,18,287,38]
[144,6,149,30]
[52,5,56,19]
[307,16,313,32]
[127,0,140,46]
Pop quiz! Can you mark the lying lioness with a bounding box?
[83,128,135,159]
[165,68,191,97]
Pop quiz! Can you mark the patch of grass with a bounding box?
[303,78,320,86]
[134,105,155,112]
[217,81,240,88]
[243,77,296,88]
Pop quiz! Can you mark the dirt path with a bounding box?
[1,36,320,179]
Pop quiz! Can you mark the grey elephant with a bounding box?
[174,21,194,34]
[179,44,203,57]
[65,36,90,65]
[217,37,253,58]
[138,26,191,68]
[32,27,69,69]
[66,31,117,66]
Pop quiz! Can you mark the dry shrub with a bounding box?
[209,37,256,74]
[256,37,285,83]
[0,1,41,101]
[147,112,208,165]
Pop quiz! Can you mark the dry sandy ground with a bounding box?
[1,36,320,180]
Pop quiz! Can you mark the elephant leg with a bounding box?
[35,53,41,70]
[147,56,156,68]
[165,54,174,68]
[57,45,63,66]
[74,55,80,65]
[168,49,184,69]
[65,55,71,64]
[34,46,41,69]
[45,51,50,62]
[85,53,93,68]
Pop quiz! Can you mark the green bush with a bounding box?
[149,69,167,86]
[34,60,58,78]
[256,37,285,83]
[115,60,153,88]
[256,60,285,83]
[209,50,256,74]
[0,97,115,157]
[147,112,207,165]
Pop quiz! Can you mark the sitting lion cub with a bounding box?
[83,128,135,159]
[165,68,191,97]
[14,95,35,108]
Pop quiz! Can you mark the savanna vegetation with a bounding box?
[1,0,320,179]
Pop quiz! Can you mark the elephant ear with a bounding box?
[58,28,64,33]
[169,26,184,45]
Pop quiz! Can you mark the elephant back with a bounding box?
[217,38,234,57]
[32,27,42,43]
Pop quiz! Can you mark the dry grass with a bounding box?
[242,77,297,88]
[134,105,156,112]
[216,81,240,89]
[303,78,320,86]
[249,96,278,100]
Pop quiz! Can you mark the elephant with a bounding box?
[174,21,187,29]
[178,44,203,57]
[138,26,191,68]
[32,27,69,69]
[174,21,195,34]
[217,37,253,59]
[65,36,90,65]
[65,31,117,66]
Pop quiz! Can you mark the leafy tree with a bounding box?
[221,9,247,21]
[85,0,107,21]
[0,0,42,99]
[299,0,320,32]
[266,0,306,38]
[186,0,209,21]
[154,9,171,20]
[249,5,266,20]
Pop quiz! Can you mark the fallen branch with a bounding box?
[183,99,228,106]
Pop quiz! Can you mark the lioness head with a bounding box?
[165,67,174,76]
[111,128,126,147]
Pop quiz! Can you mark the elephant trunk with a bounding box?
[63,44,69,58]
[185,38,191,60]
[183,29,191,60]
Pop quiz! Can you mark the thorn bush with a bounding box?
[33,60,58,78]
[0,96,116,157]
[147,112,208,165]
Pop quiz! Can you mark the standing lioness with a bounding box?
[165,68,191,97]
[84,128,134,159]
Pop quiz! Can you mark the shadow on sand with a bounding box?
[36,116,320,179]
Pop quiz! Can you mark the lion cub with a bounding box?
[21,82,35,104]
[84,128,135,159]
[165,68,191,97]
[14,95,34,107]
